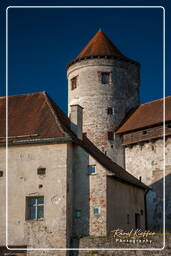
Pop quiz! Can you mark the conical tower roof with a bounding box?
[67,30,138,69]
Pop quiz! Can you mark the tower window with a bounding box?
[0,170,3,177]
[107,107,113,115]
[108,132,114,141]
[71,76,77,90]
[101,72,111,84]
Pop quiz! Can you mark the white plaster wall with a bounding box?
[0,143,70,249]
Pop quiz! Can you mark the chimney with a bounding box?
[70,105,83,140]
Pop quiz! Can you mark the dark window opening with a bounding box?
[140,209,144,215]
[108,132,114,141]
[127,214,130,224]
[0,170,3,177]
[142,130,147,135]
[37,168,46,175]
[26,196,44,220]
[135,213,141,229]
[71,76,77,90]
[88,165,96,175]
[101,72,111,84]
[75,210,81,218]
[107,107,113,115]
[167,123,171,128]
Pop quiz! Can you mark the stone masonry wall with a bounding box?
[67,58,140,167]
[76,234,170,256]
[125,137,171,232]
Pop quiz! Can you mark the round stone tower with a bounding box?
[67,30,140,167]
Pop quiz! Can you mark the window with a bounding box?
[127,214,130,224]
[135,213,141,229]
[101,72,111,84]
[142,130,147,135]
[37,168,46,175]
[26,196,44,220]
[108,132,114,141]
[88,165,96,175]
[75,210,81,218]
[71,76,77,90]
[0,170,3,177]
[107,107,113,115]
[94,207,100,215]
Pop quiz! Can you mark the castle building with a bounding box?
[0,29,169,255]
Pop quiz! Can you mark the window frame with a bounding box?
[71,76,78,90]
[88,165,97,175]
[93,207,100,215]
[26,196,44,221]
[101,72,112,84]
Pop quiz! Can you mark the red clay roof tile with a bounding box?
[0,92,148,190]
[67,31,138,68]
[116,96,171,134]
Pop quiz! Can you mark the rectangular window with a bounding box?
[107,107,113,115]
[0,170,3,177]
[94,207,100,215]
[108,132,114,141]
[88,165,96,175]
[71,76,77,90]
[101,72,111,84]
[37,167,46,175]
[127,214,130,224]
[75,210,81,218]
[135,213,141,229]
[26,196,44,220]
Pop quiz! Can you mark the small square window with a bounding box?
[142,130,147,135]
[37,168,46,175]
[71,76,77,90]
[101,72,111,84]
[0,170,3,177]
[108,132,114,141]
[94,207,100,215]
[26,196,44,220]
[75,210,81,218]
[107,107,113,115]
[88,165,96,175]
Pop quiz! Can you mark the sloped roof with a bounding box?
[0,92,69,141]
[67,30,138,68]
[116,96,171,134]
[0,92,148,190]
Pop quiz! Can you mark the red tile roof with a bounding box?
[67,31,138,68]
[0,92,69,141]
[0,92,148,190]
[116,96,170,134]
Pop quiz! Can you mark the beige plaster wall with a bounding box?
[0,143,71,250]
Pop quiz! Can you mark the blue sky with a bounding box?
[0,0,170,113]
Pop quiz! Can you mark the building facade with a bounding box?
[0,92,147,256]
[0,29,169,255]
